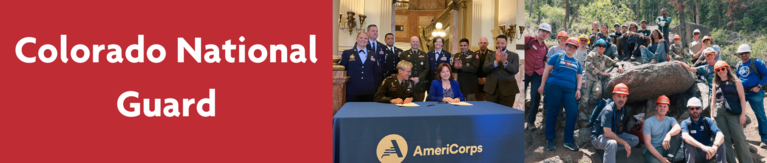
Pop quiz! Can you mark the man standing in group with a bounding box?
[735,44,767,148]
[399,36,430,102]
[427,37,452,95]
[638,20,652,37]
[484,35,519,108]
[382,33,402,78]
[453,38,481,101]
[476,37,493,101]
[524,23,551,130]
[581,39,624,115]
[681,97,726,163]
[589,21,600,48]
[341,32,382,102]
[591,83,640,163]
[657,8,672,43]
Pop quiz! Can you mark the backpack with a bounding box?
[525,37,549,52]
[588,98,614,127]
[737,58,765,90]
[685,117,714,137]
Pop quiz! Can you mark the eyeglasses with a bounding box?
[567,45,578,49]
[715,67,728,72]
[579,39,588,42]
[694,33,700,35]
[558,37,568,40]
[739,52,750,56]
[688,107,701,110]
[596,45,606,48]
[705,52,715,57]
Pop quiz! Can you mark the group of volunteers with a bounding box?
[341,24,520,108]
[525,8,767,163]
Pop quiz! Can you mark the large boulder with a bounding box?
[603,62,696,103]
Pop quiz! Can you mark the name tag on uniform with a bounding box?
[532,45,538,50]
[691,130,697,134]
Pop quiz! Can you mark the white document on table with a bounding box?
[450,102,473,106]
[396,103,420,107]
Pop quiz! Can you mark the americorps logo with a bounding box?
[377,134,408,163]
[376,134,484,163]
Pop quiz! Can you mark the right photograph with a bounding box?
[524,0,767,162]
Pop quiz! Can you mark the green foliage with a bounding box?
[709,28,730,46]
[578,0,636,27]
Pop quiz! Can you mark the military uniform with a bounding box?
[381,46,403,78]
[399,49,430,101]
[453,50,481,100]
[581,51,622,109]
[475,50,494,101]
[374,76,417,102]
[668,43,688,63]
[341,47,383,102]
[427,49,453,92]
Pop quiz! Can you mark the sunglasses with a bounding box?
[694,33,700,35]
[596,45,606,48]
[567,45,578,49]
[579,39,588,42]
[558,37,568,40]
[705,52,715,57]
[688,107,701,110]
[715,67,728,72]
[739,52,750,55]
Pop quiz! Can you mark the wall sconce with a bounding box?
[431,22,446,37]
[338,11,366,35]
[500,24,524,40]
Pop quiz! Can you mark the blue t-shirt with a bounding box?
[737,58,767,88]
[546,53,582,89]
[680,117,721,146]
[642,116,678,148]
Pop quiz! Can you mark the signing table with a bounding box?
[332,101,524,163]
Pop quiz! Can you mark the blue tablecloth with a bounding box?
[332,102,524,163]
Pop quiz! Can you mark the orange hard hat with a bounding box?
[657,95,670,105]
[613,83,629,95]
[557,31,569,38]
[673,35,680,40]
[715,61,730,70]
[702,36,712,42]
[566,37,579,46]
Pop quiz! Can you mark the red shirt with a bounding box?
[525,35,547,76]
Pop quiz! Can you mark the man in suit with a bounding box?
[340,32,382,102]
[453,38,480,101]
[382,33,402,78]
[427,37,452,95]
[399,36,430,102]
[483,35,520,108]
[475,37,493,101]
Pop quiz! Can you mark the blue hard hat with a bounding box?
[596,39,607,46]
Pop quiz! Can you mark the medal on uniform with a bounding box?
[380,50,384,55]
[371,56,375,61]
[349,55,356,61]
[466,55,472,59]
[441,56,447,61]
[421,61,423,65]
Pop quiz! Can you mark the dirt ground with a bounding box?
[524,96,767,163]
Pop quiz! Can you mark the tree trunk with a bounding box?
[537,10,542,25]
[565,0,569,30]
[694,0,700,24]
[679,0,687,46]
[528,0,534,18]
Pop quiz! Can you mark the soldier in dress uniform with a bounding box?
[340,32,382,102]
[374,61,417,103]
[427,36,452,98]
[382,33,402,78]
[475,37,493,101]
[398,36,430,102]
[453,38,481,101]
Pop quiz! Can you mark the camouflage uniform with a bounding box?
[668,42,689,63]
[580,51,622,109]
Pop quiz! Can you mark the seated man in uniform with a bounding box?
[374,61,417,104]
[681,97,726,163]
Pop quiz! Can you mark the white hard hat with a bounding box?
[737,44,752,53]
[687,97,702,107]
[712,45,720,53]
[693,29,701,34]
[539,23,552,33]
[702,47,716,56]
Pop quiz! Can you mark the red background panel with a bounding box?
[0,0,331,162]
